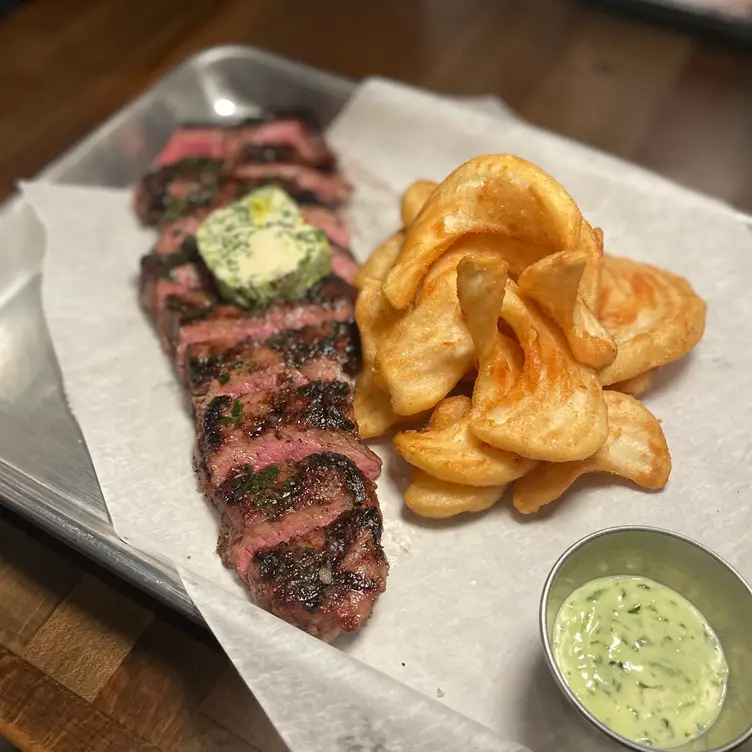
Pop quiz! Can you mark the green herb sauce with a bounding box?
[553,575,728,749]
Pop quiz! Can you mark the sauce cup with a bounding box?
[540,526,752,751]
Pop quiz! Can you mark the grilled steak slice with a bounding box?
[232,163,351,205]
[138,170,347,228]
[155,214,207,255]
[300,205,350,248]
[216,454,366,557]
[249,505,387,641]
[185,320,360,395]
[160,275,357,373]
[155,115,335,169]
[196,380,381,488]
[134,158,226,225]
[139,238,215,317]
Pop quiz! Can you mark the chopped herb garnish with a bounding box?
[218,373,230,385]
[627,605,641,614]
[231,400,243,418]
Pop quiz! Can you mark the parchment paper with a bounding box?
[24,78,752,752]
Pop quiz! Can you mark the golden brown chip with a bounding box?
[394,396,536,486]
[382,155,584,310]
[354,370,404,438]
[353,279,405,437]
[513,390,671,514]
[404,468,505,519]
[597,256,707,385]
[354,231,404,290]
[375,254,475,415]
[401,180,437,227]
[517,250,616,368]
[609,370,654,397]
[455,253,522,415]
[459,265,608,461]
[578,222,604,309]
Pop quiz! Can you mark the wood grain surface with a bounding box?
[0,0,750,750]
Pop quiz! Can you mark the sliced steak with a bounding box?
[216,453,366,559]
[137,113,388,641]
[139,171,345,228]
[155,116,335,170]
[249,505,387,641]
[139,240,214,317]
[185,320,360,395]
[155,214,206,255]
[197,423,381,488]
[162,275,357,372]
[134,158,226,225]
[196,380,380,488]
[231,164,351,205]
[301,205,350,248]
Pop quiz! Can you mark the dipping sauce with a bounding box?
[553,575,728,749]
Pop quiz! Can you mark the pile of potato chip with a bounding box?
[353,155,707,519]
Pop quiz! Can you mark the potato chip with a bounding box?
[354,231,404,290]
[354,370,404,439]
[455,253,521,415]
[394,396,536,486]
[383,155,584,309]
[375,255,475,415]
[401,180,437,227]
[609,370,654,397]
[355,279,403,367]
[598,256,707,385]
[460,269,608,461]
[513,390,671,514]
[517,250,616,368]
[353,279,405,437]
[404,468,505,519]
[579,221,604,311]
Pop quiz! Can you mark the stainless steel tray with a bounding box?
[0,45,355,620]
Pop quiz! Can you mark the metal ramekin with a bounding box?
[540,526,752,752]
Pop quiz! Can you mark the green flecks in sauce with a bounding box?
[553,575,728,750]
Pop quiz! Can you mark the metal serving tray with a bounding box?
[0,45,355,620]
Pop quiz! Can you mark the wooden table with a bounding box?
[0,1,750,750]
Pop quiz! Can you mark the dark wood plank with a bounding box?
[0,644,160,752]
[23,575,153,702]
[0,517,80,654]
[95,620,227,750]
[635,43,752,208]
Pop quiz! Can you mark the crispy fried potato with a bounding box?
[404,468,505,519]
[383,155,583,309]
[517,250,616,368]
[459,265,608,461]
[401,180,437,227]
[354,370,404,438]
[598,256,707,385]
[455,253,522,415]
[355,279,403,367]
[353,280,405,437]
[394,396,536,486]
[609,370,654,397]
[375,255,475,415]
[354,231,404,290]
[579,221,604,312]
[513,390,671,514]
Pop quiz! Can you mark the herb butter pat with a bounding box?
[196,185,332,307]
